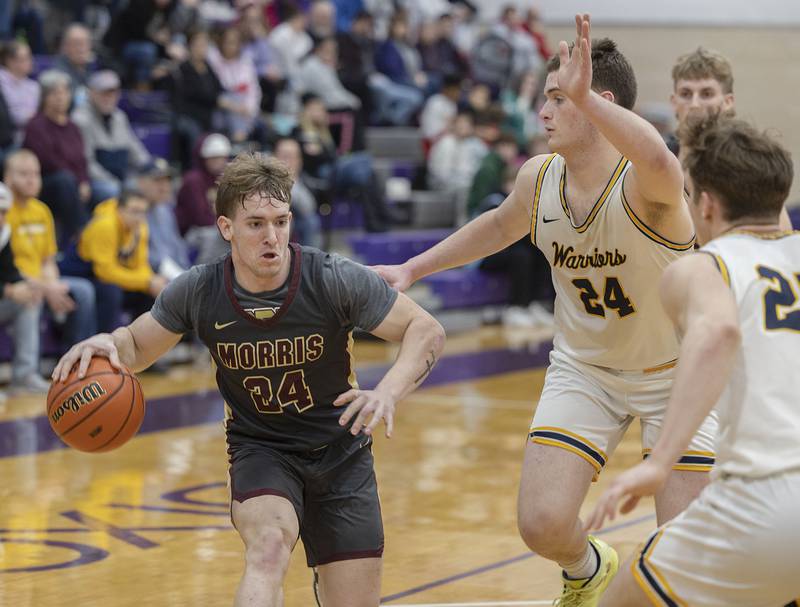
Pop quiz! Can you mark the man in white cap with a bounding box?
[176,133,232,264]
[72,69,152,206]
[0,182,47,400]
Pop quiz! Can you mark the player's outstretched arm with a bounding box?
[585,253,740,530]
[558,14,683,208]
[371,157,544,291]
[52,312,183,382]
[335,293,445,437]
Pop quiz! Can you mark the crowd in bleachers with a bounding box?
[0,0,561,401]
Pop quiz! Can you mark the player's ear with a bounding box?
[722,93,734,113]
[698,191,714,221]
[599,89,615,104]
[217,215,233,242]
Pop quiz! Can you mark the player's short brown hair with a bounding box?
[546,38,637,110]
[215,152,293,218]
[683,114,792,221]
[671,47,733,93]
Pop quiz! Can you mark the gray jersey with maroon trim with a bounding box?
[151,244,398,451]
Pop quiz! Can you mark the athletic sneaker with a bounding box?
[554,536,619,606]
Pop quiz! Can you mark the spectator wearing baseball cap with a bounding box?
[139,158,190,280]
[72,69,152,208]
[175,133,231,264]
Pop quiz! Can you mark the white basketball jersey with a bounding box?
[530,154,694,370]
[702,230,800,478]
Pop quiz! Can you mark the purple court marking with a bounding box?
[379,513,655,603]
[59,511,159,549]
[0,538,109,573]
[106,504,229,516]
[0,525,231,535]
[161,481,228,508]
[0,344,552,459]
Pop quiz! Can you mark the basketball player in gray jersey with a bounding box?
[52,153,446,607]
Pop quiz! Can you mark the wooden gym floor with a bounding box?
[0,326,658,607]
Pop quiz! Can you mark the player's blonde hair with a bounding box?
[215,152,293,218]
[671,47,733,94]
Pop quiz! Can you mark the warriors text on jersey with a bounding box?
[151,244,398,452]
[702,230,800,478]
[530,154,695,370]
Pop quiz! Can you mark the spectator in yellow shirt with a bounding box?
[4,149,96,352]
[60,190,168,333]
[0,181,47,397]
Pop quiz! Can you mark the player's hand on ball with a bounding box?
[52,333,124,382]
[585,459,670,531]
[334,388,397,438]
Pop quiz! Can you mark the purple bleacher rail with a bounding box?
[119,90,171,125]
[349,229,452,265]
[390,161,416,180]
[322,200,364,231]
[0,318,62,363]
[422,268,510,308]
[133,124,172,159]
[789,207,799,229]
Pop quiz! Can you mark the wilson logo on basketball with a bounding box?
[51,382,107,423]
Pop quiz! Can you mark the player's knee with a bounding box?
[242,525,293,573]
[517,505,574,551]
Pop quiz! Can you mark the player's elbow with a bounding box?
[424,316,446,358]
[647,146,681,179]
[703,316,741,355]
[412,312,445,359]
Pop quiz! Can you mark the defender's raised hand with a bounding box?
[557,14,593,105]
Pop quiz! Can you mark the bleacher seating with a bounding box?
[423,268,510,309]
[349,229,452,265]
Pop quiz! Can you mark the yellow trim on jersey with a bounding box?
[671,463,713,472]
[529,426,607,478]
[346,330,359,389]
[713,254,731,286]
[642,448,715,472]
[559,156,628,233]
[531,426,608,460]
[620,179,695,251]
[636,528,691,607]
[631,556,666,607]
[643,359,677,374]
[530,153,557,247]
[724,229,800,240]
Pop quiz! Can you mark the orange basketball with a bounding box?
[46,356,145,453]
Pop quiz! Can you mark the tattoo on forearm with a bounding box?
[414,350,438,384]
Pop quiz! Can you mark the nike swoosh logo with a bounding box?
[214,320,237,330]
[543,216,560,224]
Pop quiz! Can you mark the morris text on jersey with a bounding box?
[216,334,325,370]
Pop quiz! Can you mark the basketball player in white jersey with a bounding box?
[587,116,800,607]
[667,47,794,230]
[373,15,716,605]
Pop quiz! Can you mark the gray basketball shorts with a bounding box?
[228,433,383,567]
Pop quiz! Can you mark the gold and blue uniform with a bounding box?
[527,153,716,476]
[634,231,800,607]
